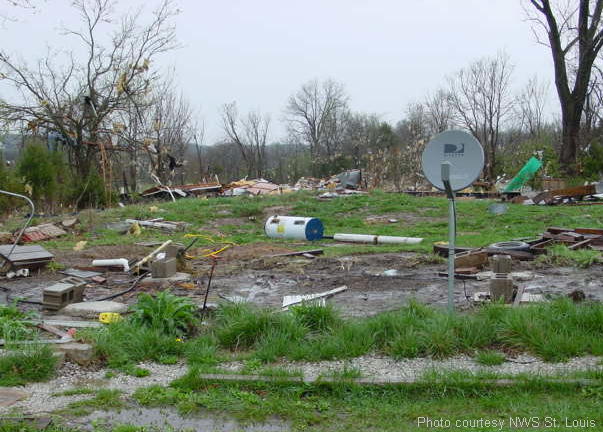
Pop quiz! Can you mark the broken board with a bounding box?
[282,286,348,310]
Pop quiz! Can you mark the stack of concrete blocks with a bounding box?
[43,276,86,311]
[489,254,513,303]
[150,243,182,279]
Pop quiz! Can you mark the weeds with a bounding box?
[130,290,198,336]
[64,389,124,416]
[0,302,35,341]
[475,350,506,366]
[208,298,603,363]
[82,321,184,369]
[0,344,57,386]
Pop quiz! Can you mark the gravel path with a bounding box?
[0,361,187,415]
[2,354,601,415]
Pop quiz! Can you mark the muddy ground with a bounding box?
[4,244,603,317]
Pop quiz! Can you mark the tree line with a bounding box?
[1,0,603,211]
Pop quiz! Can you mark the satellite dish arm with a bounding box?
[441,162,454,199]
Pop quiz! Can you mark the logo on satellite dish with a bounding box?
[444,143,465,157]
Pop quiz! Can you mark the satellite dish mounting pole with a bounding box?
[441,162,455,312]
[421,130,484,315]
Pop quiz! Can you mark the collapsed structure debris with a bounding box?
[0,244,53,271]
[141,181,222,199]
[20,223,67,243]
[125,218,189,232]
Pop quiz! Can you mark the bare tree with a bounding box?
[514,76,549,136]
[285,79,349,176]
[0,0,178,182]
[526,0,603,173]
[447,52,514,181]
[424,89,454,134]
[221,101,270,178]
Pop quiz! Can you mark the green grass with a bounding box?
[52,387,97,397]
[204,298,603,363]
[0,344,57,386]
[475,350,507,366]
[16,190,603,259]
[0,302,36,341]
[537,244,602,268]
[62,388,124,416]
[80,320,184,369]
[129,374,603,431]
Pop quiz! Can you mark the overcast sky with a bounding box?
[1,0,555,144]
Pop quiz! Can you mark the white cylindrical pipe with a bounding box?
[376,235,423,245]
[92,258,129,272]
[333,233,423,245]
[333,233,378,244]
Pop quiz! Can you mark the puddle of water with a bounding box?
[72,406,289,432]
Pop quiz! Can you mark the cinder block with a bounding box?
[490,254,512,274]
[164,243,185,259]
[489,273,514,303]
[151,257,177,278]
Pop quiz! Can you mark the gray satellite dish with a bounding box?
[421,130,484,191]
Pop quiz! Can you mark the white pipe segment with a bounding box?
[92,258,130,272]
[333,233,423,245]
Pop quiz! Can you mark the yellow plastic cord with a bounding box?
[183,233,237,259]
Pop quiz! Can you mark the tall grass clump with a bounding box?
[0,344,57,386]
[130,290,198,337]
[0,302,35,341]
[208,298,603,363]
[85,321,185,368]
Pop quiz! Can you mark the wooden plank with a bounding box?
[575,228,603,235]
[568,239,594,250]
[282,285,347,309]
[0,245,49,254]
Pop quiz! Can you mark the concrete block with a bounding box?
[61,301,128,318]
[490,273,514,303]
[151,257,177,278]
[165,243,185,259]
[490,254,512,274]
[55,342,94,366]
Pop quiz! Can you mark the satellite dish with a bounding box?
[421,130,484,191]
